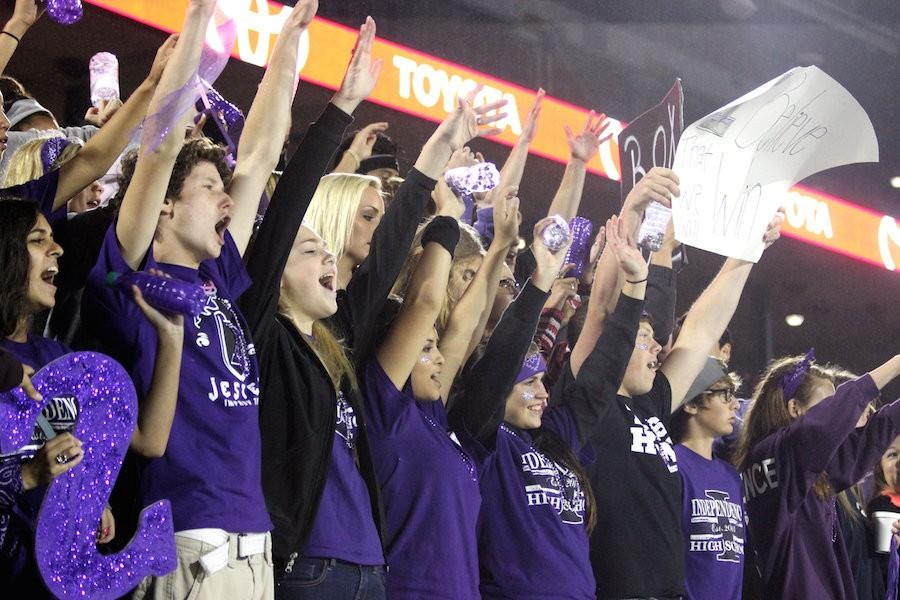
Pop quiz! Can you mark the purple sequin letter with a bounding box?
[0,352,176,600]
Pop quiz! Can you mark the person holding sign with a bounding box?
[555,164,783,599]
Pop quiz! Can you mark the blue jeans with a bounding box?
[275,558,385,600]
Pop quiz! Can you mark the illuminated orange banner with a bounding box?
[85,0,897,272]
[85,0,623,179]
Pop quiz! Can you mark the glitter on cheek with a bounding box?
[1,353,176,599]
[521,389,536,403]
[418,354,433,365]
[636,343,650,351]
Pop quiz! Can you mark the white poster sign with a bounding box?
[671,66,878,262]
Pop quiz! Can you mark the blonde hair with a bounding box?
[303,173,382,263]
[4,137,83,187]
[309,320,358,390]
[391,216,484,330]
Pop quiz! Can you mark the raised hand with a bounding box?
[447,146,481,171]
[762,208,785,248]
[20,432,84,491]
[532,216,573,291]
[546,264,579,309]
[145,34,178,86]
[518,88,545,146]
[84,98,124,127]
[624,167,680,212]
[491,185,520,249]
[332,16,383,114]
[433,178,465,219]
[349,122,389,161]
[607,214,648,282]
[565,110,612,163]
[435,83,509,151]
[283,0,318,30]
[10,0,43,29]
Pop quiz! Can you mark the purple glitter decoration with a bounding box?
[46,0,83,25]
[0,353,176,599]
[107,271,207,317]
[444,162,499,224]
[141,12,237,154]
[563,217,594,279]
[197,83,245,166]
[780,348,815,400]
[540,214,570,252]
[515,352,547,385]
[40,137,73,173]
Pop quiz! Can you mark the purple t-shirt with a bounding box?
[363,360,481,600]
[675,444,745,600]
[83,224,271,534]
[302,391,384,565]
[474,405,594,600]
[1,170,65,228]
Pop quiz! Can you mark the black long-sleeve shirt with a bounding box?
[449,281,549,446]
[0,349,22,393]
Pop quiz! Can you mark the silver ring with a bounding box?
[55,453,68,465]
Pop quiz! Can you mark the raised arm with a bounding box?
[115,1,214,269]
[450,218,565,442]
[240,18,379,336]
[348,81,508,355]
[53,40,174,212]
[496,89,543,190]
[546,111,611,221]
[437,186,520,395]
[661,211,783,409]
[376,217,459,389]
[775,363,896,509]
[644,218,678,345]
[569,167,678,376]
[0,0,39,75]
[226,0,319,255]
[564,214,648,436]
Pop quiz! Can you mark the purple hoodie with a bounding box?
[743,374,900,599]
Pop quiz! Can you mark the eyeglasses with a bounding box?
[705,388,736,404]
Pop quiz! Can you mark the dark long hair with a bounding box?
[735,354,836,500]
[0,199,40,338]
[531,426,599,534]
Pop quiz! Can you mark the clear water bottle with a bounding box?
[106,272,206,317]
[89,52,119,107]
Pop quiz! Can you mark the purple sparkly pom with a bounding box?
[563,217,594,278]
[0,353,176,599]
[540,214,570,252]
[780,348,815,400]
[46,0,83,25]
[445,162,499,224]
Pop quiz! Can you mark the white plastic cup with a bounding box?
[872,511,899,553]
[89,52,119,107]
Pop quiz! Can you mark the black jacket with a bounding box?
[240,103,379,564]
[241,102,437,564]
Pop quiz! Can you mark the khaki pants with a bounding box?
[133,532,274,600]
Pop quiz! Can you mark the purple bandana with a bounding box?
[444,162,499,224]
[515,353,547,385]
[40,137,74,173]
[780,348,815,400]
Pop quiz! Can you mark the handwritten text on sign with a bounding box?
[671,66,878,262]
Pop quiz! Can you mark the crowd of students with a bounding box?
[0,0,898,599]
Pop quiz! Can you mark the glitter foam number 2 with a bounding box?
[0,352,176,600]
